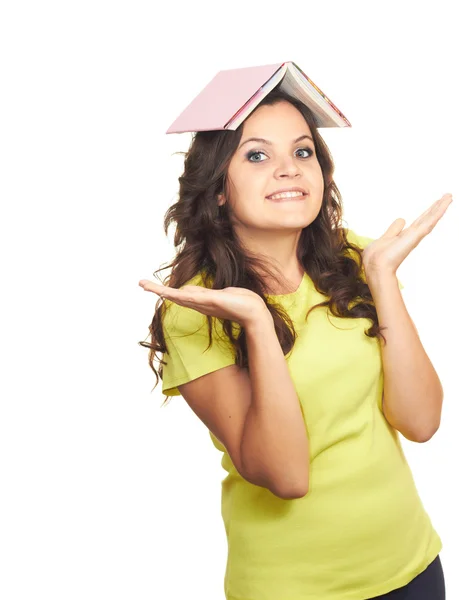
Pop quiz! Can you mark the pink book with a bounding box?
[166,61,351,134]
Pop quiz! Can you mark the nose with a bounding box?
[273,156,302,178]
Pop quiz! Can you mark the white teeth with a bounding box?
[268,191,305,200]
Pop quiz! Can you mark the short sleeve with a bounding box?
[346,228,404,290]
[160,298,238,397]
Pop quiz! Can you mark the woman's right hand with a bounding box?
[138,279,271,328]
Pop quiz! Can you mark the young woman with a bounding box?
[139,87,449,599]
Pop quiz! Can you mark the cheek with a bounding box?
[236,196,262,220]
[232,174,267,206]
[309,176,325,203]
[228,193,267,226]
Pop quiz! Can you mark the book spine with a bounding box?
[226,64,287,130]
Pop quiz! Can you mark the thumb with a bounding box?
[382,217,406,238]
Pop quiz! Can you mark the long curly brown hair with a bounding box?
[139,86,387,406]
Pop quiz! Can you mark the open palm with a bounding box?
[138,280,269,328]
[362,193,453,276]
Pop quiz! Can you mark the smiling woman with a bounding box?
[140,89,393,383]
[221,104,323,232]
[138,79,445,600]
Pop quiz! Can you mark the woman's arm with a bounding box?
[368,272,443,442]
[240,313,310,498]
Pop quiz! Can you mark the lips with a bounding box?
[266,187,308,199]
[267,192,308,202]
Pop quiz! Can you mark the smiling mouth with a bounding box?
[267,193,308,203]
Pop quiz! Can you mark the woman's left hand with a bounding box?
[362,193,453,277]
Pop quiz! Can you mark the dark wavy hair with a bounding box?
[139,86,387,406]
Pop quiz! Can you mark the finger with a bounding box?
[387,200,434,236]
[138,281,188,305]
[418,194,452,221]
[382,218,405,238]
[164,293,220,316]
[163,288,206,305]
[408,194,450,232]
[139,280,191,295]
[418,194,451,220]
[139,280,168,295]
[152,285,217,313]
[437,194,453,208]
[412,198,452,235]
[414,200,441,223]
[428,196,450,214]
[431,195,453,217]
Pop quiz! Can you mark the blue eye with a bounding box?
[246,147,314,163]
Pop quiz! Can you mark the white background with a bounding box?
[1,1,457,598]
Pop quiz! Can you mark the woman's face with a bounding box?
[218,100,325,233]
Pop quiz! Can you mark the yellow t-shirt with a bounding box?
[160,229,442,600]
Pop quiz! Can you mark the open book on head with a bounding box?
[166,61,351,134]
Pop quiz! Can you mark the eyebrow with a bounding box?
[238,134,314,150]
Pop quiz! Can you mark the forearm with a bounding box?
[240,313,309,498]
[367,271,443,442]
